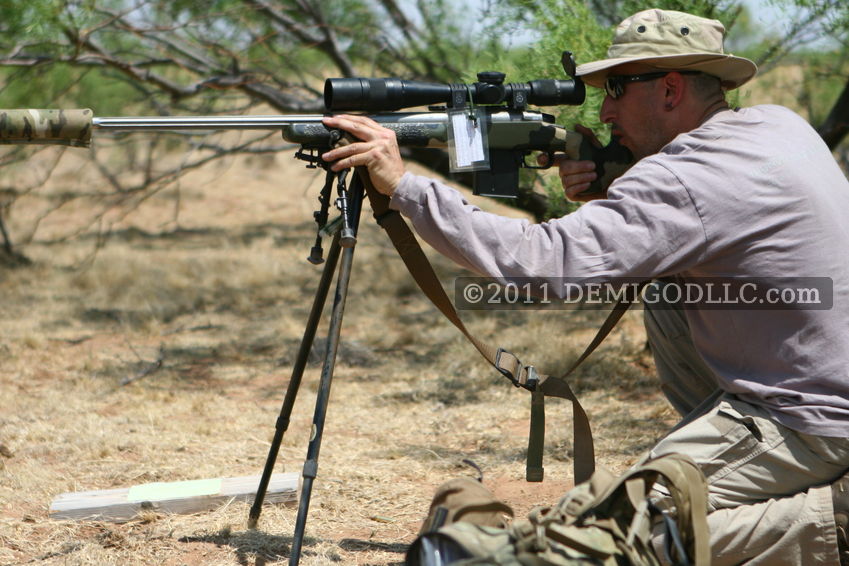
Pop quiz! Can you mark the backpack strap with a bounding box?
[419,476,514,534]
[589,454,710,566]
[414,454,709,566]
[361,170,642,484]
[631,455,710,566]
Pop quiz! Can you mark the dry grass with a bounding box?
[0,139,673,565]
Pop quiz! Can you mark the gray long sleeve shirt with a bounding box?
[388,104,849,437]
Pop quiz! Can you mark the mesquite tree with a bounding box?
[0,0,847,261]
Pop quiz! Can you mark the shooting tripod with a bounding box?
[246,144,368,565]
[245,137,631,566]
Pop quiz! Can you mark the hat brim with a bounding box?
[576,53,757,90]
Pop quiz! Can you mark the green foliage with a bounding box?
[493,0,743,129]
[591,0,741,25]
[0,66,140,112]
[0,0,64,40]
[795,49,849,125]
[1,0,848,225]
[766,0,849,37]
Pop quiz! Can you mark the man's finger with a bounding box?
[562,171,597,188]
[565,183,593,199]
[322,114,384,139]
[559,159,596,176]
[321,140,370,163]
[326,148,376,172]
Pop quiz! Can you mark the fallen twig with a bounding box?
[121,343,165,386]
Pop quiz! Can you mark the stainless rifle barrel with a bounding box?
[92,115,326,131]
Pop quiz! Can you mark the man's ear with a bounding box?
[663,72,687,110]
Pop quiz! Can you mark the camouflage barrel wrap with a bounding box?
[0,109,93,147]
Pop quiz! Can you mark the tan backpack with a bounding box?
[408,453,710,566]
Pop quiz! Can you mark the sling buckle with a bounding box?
[495,348,539,392]
[494,347,521,387]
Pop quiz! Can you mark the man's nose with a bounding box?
[599,95,616,124]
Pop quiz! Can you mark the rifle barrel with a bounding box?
[92,115,327,131]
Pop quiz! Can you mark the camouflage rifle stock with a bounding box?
[0,107,631,197]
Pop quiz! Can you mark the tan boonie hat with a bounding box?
[576,9,757,90]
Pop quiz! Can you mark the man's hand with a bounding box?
[321,115,406,196]
[558,158,600,201]
[541,124,607,202]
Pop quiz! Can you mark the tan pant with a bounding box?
[649,394,849,565]
[643,282,849,565]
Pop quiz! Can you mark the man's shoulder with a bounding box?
[661,104,815,158]
[701,104,816,138]
[725,103,808,126]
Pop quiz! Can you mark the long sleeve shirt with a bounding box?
[389,105,849,437]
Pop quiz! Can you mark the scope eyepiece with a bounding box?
[524,79,585,107]
[325,75,585,112]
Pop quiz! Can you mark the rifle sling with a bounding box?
[359,169,639,485]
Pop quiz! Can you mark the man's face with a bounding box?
[599,64,670,160]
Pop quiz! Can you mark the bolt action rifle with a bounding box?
[0,55,633,565]
[0,55,631,198]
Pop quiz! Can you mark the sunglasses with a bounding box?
[604,71,701,99]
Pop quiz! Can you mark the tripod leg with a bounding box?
[248,235,343,529]
[289,174,364,566]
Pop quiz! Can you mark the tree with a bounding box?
[760,0,849,152]
[0,0,847,261]
[0,0,507,260]
[488,0,849,212]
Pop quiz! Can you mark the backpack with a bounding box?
[408,453,709,566]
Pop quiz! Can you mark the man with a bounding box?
[322,9,849,565]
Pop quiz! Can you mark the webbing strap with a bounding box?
[621,455,711,566]
[360,169,640,485]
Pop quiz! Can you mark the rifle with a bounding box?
[0,61,631,565]
[0,70,631,198]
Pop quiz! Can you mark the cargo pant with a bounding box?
[644,283,849,565]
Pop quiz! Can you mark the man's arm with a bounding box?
[323,114,615,204]
[321,114,706,286]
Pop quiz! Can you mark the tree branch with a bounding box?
[817,76,849,150]
[242,0,357,77]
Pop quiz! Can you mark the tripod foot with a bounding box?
[247,516,259,530]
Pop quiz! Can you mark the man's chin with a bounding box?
[616,137,642,160]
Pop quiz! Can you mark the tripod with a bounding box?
[247,153,365,566]
[245,144,613,565]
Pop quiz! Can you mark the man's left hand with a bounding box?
[321,114,406,196]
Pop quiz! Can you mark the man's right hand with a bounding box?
[558,124,607,202]
[559,158,601,201]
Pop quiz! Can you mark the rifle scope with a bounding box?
[325,72,585,111]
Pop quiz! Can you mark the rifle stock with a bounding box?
[0,108,632,196]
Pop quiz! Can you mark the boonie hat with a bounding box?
[576,9,757,89]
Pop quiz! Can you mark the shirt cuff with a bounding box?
[389,171,429,215]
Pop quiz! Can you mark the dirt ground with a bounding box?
[0,137,674,565]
